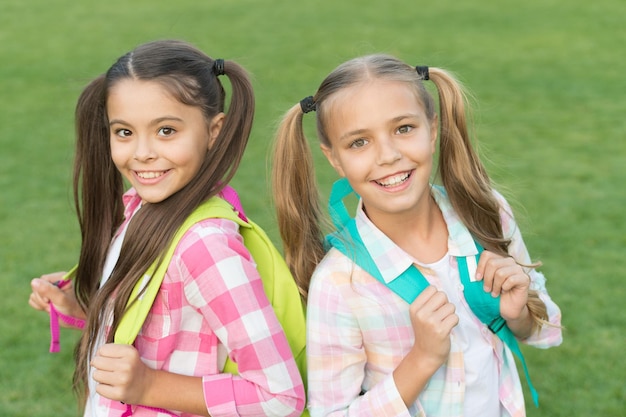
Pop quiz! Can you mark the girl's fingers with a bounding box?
[499,271,530,293]
[477,252,526,295]
[476,250,502,288]
[488,264,521,295]
[410,285,438,310]
[441,310,460,329]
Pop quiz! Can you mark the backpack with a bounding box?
[51,186,308,415]
[324,178,538,407]
[116,186,307,386]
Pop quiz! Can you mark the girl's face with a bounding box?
[107,79,223,204]
[321,79,437,223]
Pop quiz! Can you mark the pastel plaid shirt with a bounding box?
[306,187,562,417]
[88,189,305,417]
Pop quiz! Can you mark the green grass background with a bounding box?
[1,0,624,415]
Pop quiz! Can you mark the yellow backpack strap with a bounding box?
[114,197,242,345]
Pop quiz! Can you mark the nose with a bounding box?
[133,136,157,162]
[375,136,401,165]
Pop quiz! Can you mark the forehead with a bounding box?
[108,79,174,103]
[106,79,197,120]
[323,79,425,134]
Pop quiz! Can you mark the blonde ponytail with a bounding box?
[272,104,327,301]
[428,67,549,332]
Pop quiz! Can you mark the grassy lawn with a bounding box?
[1,0,624,415]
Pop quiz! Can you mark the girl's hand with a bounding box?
[475,251,530,322]
[29,272,86,324]
[91,343,154,405]
[394,286,458,406]
[407,286,458,370]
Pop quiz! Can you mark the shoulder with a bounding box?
[312,248,356,284]
[489,188,520,236]
[434,184,516,222]
[310,248,396,307]
[490,188,514,214]
[172,217,254,271]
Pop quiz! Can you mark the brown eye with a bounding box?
[116,128,132,138]
[158,127,176,137]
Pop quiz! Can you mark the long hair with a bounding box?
[272,54,547,329]
[72,39,255,400]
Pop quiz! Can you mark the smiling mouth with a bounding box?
[136,170,168,179]
[375,171,411,187]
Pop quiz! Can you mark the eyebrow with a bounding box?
[338,128,368,142]
[108,116,184,127]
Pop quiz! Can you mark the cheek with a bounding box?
[109,141,137,177]
[330,158,346,177]
[173,146,207,175]
[109,143,125,167]
[411,137,435,158]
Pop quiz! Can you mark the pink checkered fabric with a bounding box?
[88,188,304,417]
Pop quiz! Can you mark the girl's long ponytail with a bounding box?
[428,67,505,251]
[73,75,125,312]
[209,59,255,191]
[428,67,549,331]
[272,104,326,302]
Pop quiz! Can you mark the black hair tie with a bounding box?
[300,96,316,114]
[213,59,225,76]
[416,65,429,80]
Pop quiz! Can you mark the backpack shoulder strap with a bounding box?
[457,248,539,406]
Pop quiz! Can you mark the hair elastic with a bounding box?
[300,96,316,114]
[416,65,429,80]
[213,59,225,76]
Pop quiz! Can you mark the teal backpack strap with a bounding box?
[326,177,432,300]
[326,178,539,407]
[458,248,539,407]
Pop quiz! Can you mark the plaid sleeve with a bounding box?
[177,219,305,417]
[496,192,563,348]
[306,252,414,417]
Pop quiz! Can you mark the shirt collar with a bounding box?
[122,188,142,220]
[116,188,143,238]
[355,185,478,284]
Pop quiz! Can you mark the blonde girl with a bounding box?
[272,54,562,417]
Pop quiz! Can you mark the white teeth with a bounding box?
[376,172,409,187]
[137,171,165,179]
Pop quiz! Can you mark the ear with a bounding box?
[429,113,439,155]
[320,143,345,177]
[208,112,225,149]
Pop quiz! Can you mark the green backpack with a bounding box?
[51,187,308,415]
[115,187,308,395]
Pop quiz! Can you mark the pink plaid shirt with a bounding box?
[306,187,562,417]
[89,189,305,417]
